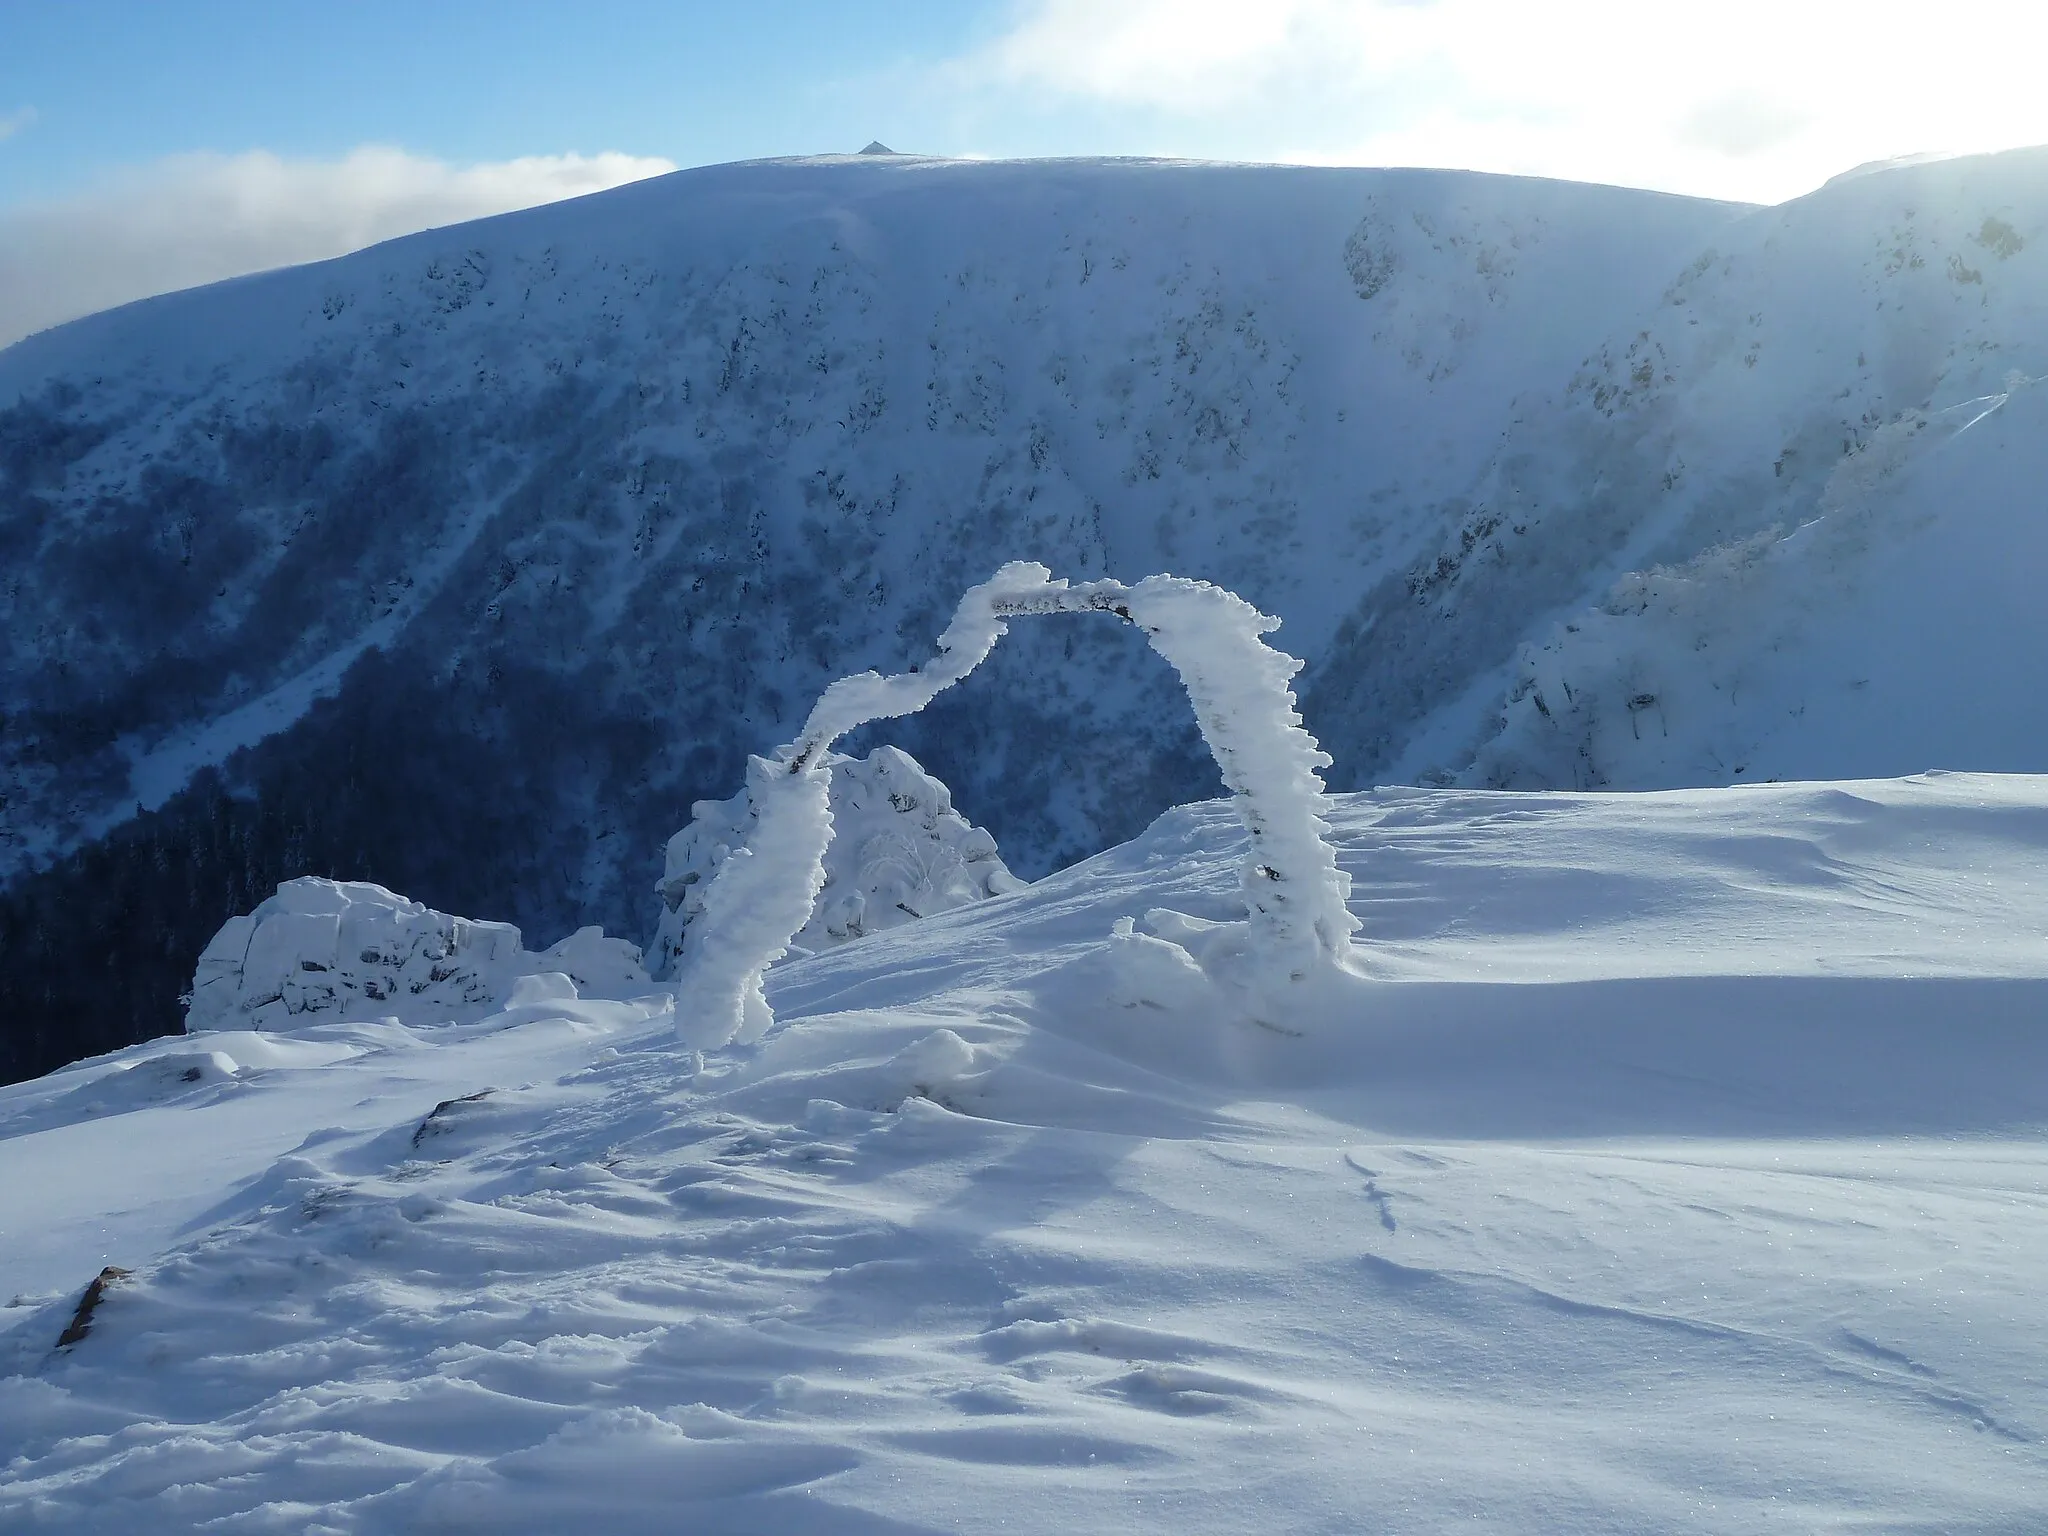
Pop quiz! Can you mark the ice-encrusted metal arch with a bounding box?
[673,562,1357,1050]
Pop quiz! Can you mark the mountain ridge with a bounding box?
[3,148,2044,1081]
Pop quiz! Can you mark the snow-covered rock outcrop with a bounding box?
[653,746,1022,979]
[186,878,648,1033]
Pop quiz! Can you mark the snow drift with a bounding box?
[6,772,2048,1532]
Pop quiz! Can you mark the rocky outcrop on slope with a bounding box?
[653,746,1024,978]
[185,877,647,1033]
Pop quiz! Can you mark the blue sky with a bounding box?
[5,1,2048,346]
[0,0,1002,205]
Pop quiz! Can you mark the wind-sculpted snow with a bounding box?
[1117,572,1358,970]
[4,775,2048,1530]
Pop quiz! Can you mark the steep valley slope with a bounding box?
[2,148,2044,1079]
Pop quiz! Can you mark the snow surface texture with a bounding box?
[185,877,648,1032]
[5,774,2048,1531]
[653,745,1022,979]
[673,564,1356,1050]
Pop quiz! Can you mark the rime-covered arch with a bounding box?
[673,562,1359,1049]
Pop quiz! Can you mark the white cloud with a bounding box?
[0,105,36,143]
[969,0,2048,203]
[988,0,1343,110]
[1674,92,1814,161]
[0,145,675,349]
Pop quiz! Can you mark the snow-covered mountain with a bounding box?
[5,773,2046,1530]
[3,148,2046,1079]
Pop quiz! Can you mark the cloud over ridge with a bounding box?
[967,0,2048,203]
[0,145,675,349]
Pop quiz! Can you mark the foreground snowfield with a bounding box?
[4,775,2047,1531]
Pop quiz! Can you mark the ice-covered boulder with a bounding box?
[185,878,648,1033]
[652,746,1023,978]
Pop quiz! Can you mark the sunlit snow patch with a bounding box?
[5,775,2048,1532]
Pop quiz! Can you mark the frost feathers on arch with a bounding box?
[652,745,1024,979]
[670,562,1361,1053]
[1116,575,1359,965]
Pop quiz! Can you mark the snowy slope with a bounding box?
[7,148,2048,1081]
[0,156,1742,1059]
[1466,371,2048,789]
[0,156,1738,885]
[1366,147,2048,788]
[5,774,2046,1531]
